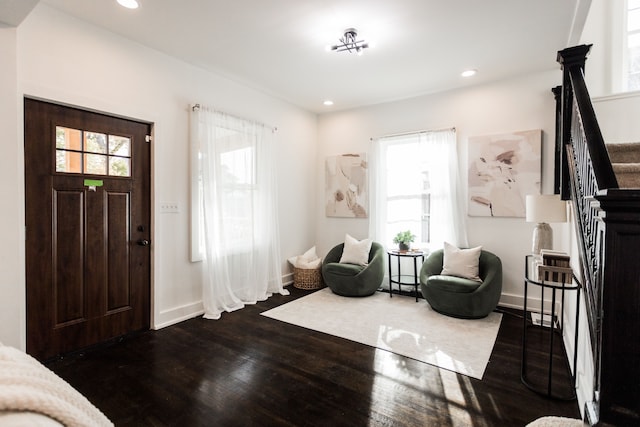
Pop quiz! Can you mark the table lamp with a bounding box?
[525,194,567,255]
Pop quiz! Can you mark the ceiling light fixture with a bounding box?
[461,69,477,77]
[323,100,334,106]
[117,0,139,9]
[329,28,369,55]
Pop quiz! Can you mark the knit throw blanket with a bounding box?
[0,345,113,427]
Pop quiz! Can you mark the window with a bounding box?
[384,139,432,245]
[625,0,640,90]
[370,128,467,252]
[55,126,131,177]
[189,105,287,319]
[189,107,278,261]
[219,142,256,252]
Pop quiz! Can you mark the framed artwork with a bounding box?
[468,130,541,217]
[325,153,368,218]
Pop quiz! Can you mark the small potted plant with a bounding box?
[393,230,415,251]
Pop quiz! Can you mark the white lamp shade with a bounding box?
[525,194,567,223]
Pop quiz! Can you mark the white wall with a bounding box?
[579,0,640,143]
[0,25,25,349]
[0,3,318,348]
[316,69,565,308]
[593,92,640,142]
[578,0,613,96]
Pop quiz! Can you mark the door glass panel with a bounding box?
[85,153,108,175]
[55,126,132,177]
[56,127,82,150]
[85,132,108,154]
[109,157,130,177]
[56,150,82,173]
[109,135,130,156]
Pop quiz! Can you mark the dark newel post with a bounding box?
[595,189,640,425]
[556,45,591,201]
[552,86,562,195]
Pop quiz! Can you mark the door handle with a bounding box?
[137,239,151,246]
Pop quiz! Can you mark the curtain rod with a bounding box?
[191,103,277,132]
[370,126,456,141]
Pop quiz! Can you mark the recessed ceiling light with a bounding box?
[323,100,334,106]
[117,0,139,9]
[461,69,477,78]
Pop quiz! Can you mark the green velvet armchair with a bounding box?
[321,242,385,297]
[419,249,502,319]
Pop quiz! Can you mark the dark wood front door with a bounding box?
[24,98,151,360]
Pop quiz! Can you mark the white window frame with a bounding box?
[371,128,467,253]
[614,0,640,93]
[382,140,433,247]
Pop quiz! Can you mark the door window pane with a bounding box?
[56,127,82,150]
[56,150,82,173]
[109,135,131,156]
[109,157,130,177]
[85,132,108,154]
[85,153,108,175]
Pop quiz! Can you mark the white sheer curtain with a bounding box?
[369,128,468,251]
[191,105,288,320]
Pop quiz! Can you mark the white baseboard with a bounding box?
[153,301,204,330]
[498,292,524,310]
[282,272,294,286]
[153,273,293,329]
[498,291,559,314]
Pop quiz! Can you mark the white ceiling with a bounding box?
[31,0,590,113]
[0,0,38,26]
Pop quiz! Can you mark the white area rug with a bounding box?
[261,288,502,380]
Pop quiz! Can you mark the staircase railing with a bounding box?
[557,44,616,372]
[557,45,640,426]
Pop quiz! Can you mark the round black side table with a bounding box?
[387,250,425,302]
[521,255,580,400]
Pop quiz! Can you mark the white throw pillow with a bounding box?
[288,246,320,268]
[441,242,482,281]
[296,256,322,269]
[299,246,318,263]
[339,234,373,266]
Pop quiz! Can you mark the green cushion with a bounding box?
[427,275,481,293]
[323,262,364,277]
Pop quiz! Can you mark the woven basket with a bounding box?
[293,266,324,290]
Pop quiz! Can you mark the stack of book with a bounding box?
[537,250,572,284]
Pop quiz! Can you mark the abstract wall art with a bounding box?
[467,130,542,217]
[325,153,368,218]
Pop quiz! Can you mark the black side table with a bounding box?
[387,250,425,302]
[521,255,580,400]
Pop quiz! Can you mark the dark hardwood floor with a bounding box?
[46,287,580,426]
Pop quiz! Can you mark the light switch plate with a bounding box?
[160,202,179,213]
